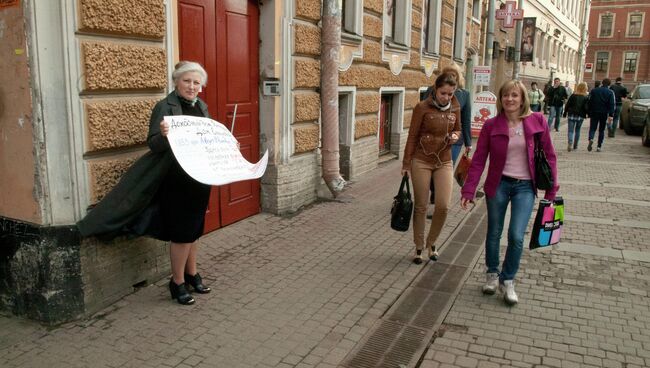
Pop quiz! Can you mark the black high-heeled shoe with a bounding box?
[169,279,195,305]
[184,273,211,294]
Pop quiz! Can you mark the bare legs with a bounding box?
[170,242,197,284]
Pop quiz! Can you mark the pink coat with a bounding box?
[461,112,559,201]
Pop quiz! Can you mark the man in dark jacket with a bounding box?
[587,78,615,152]
[609,77,628,137]
[546,78,568,131]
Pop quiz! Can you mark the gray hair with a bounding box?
[172,61,207,86]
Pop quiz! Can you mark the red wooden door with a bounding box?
[178,0,260,232]
[379,96,391,152]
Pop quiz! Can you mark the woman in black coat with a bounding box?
[152,61,213,305]
[563,82,589,152]
[78,61,213,305]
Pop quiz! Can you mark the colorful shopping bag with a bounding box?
[529,197,564,250]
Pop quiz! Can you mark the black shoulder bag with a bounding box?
[390,174,414,232]
[534,133,554,190]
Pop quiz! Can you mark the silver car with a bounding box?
[621,84,650,135]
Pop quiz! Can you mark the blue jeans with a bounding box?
[567,115,584,147]
[451,144,462,165]
[548,106,563,130]
[530,104,541,112]
[611,104,622,135]
[485,177,535,281]
[589,113,608,148]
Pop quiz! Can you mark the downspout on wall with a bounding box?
[320,0,345,196]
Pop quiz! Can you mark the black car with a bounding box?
[621,84,650,135]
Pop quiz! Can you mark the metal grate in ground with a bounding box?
[342,204,488,368]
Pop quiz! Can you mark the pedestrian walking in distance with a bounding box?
[587,78,615,152]
[528,82,544,113]
[563,82,590,151]
[546,78,568,132]
[77,61,214,305]
[460,80,559,305]
[402,72,461,265]
[608,77,628,137]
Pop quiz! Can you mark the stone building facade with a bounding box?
[0,0,480,323]
[515,0,590,89]
[585,0,650,89]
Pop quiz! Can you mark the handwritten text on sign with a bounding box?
[165,115,268,186]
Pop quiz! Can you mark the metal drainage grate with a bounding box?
[344,320,427,368]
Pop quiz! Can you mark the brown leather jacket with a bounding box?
[402,96,461,169]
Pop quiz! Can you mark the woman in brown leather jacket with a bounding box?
[402,72,461,264]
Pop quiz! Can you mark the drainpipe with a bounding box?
[320,0,346,196]
[513,0,524,79]
[484,0,496,90]
[577,0,591,82]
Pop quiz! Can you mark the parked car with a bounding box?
[621,84,650,135]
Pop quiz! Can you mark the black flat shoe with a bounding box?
[413,249,423,264]
[428,247,439,261]
[184,273,211,294]
[169,279,195,305]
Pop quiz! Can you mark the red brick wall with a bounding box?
[585,0,650,88]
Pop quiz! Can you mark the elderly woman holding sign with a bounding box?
[77,61,212,306]
[152,61,213,305]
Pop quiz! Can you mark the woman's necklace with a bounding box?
[508,120,523,137]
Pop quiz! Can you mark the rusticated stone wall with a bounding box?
[78,0,167,202]
[76,0,169,319]
[78,0,165,39]
[290,0,480,178]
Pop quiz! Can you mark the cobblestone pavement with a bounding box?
[420,122,650,368]
[1,120,649,368]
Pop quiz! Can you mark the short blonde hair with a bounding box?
[440,63,465,88]
[575,82,588,96]
[496,80,532,119]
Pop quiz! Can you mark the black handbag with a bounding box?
[534,134,553,190]
[390,174,414,232]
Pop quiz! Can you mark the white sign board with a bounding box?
[473,66,491,86]
[471,91,498,137]
[165,115,268,186]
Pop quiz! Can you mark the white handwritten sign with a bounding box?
[165,115,268,186]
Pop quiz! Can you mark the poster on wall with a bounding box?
[473,66,492,86]
[520,17,536,63]
[471,91,498,138]
[164,115,268,186]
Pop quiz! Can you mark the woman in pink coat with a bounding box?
[461,80,559,305]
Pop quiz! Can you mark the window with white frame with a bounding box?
[596,51,609,72]
[452,0,467,62]
[384,0,411,47]
[472,0,480,20]
[342,0,363,38]
[423,0,442,55]
[623,52,638,72]
[599,13,614,38]
[627,13,643,37]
